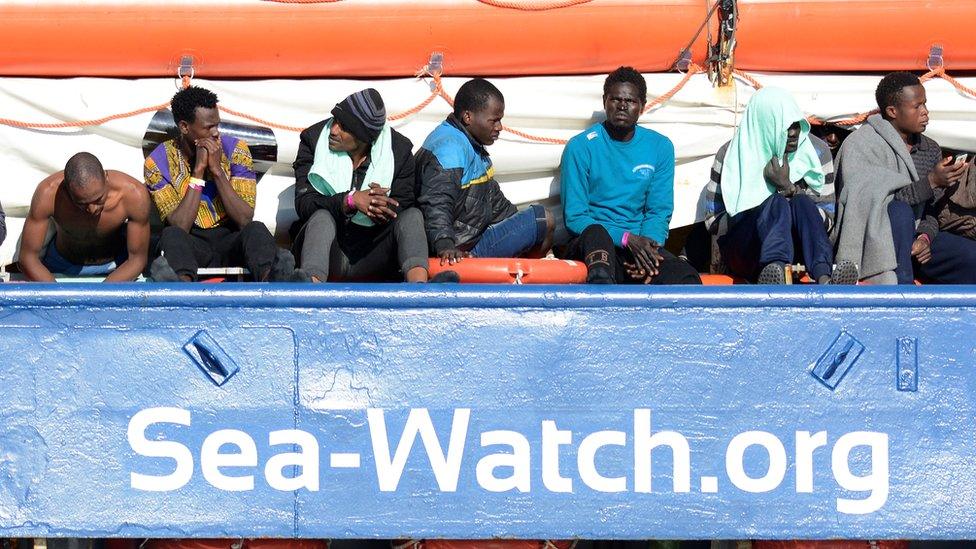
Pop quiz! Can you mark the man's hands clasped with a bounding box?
[350,182,398,223]
[623,234,663,283]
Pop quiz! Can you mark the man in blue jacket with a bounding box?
[559,66,700,284]
[415,78,554,265]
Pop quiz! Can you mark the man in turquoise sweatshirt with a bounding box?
[559,66,700,284]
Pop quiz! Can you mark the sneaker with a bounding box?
[269,249,299,282]
[757,262,787,285]
[429,270,461,283]
[289,268,312,282]
[585,264,614,284]
[149,256,180,282]
[829,260,859,285]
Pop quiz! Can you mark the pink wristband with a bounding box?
[621,231,630,247]
[345,191,355,210]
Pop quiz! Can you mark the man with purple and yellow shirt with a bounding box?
[144,86,303,282]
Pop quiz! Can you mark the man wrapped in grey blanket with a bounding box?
[832,113,918,284]
[832,71,972,285]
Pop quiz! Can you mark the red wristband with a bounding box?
[345,191,355,210]
[621,231,630,247]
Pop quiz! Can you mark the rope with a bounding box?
[932,67,976,99]
[216,105,306,133]
[730,66,976,127]
[261,0,592,8]
[731,69,763,90]
[673,0,722,69]
[644,63,703,113]
[0,102,170,130]
[473,0,592,10]
[502,64,703,145]
[388,73,445,122]
[0,63,701,140]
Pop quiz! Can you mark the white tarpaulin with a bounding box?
[1,72,974,267]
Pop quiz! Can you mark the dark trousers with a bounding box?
[920,231,976,284]
[564,224,701,285]
[887,199,916,284]
[157,221,277,281]
[718,193,833,281]
[294,207,428,282]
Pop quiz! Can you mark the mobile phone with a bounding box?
[955,153,970,165]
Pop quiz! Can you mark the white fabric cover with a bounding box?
[1,73,974,266]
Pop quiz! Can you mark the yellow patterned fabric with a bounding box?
[143,137,257,229]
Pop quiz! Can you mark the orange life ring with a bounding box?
[428,258,586,284]
[699,274,748,285]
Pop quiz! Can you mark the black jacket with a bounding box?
[293,118,416,225]
[414,115,516,254]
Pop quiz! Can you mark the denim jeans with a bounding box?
[469,204,547,258]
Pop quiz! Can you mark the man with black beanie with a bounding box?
[293,88,454,282]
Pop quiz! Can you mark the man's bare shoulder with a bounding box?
[107,170,151,216]
[106,170,145,190]
[29,171,64,212]
[36,171,65,194]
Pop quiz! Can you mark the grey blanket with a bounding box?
[832,114,918,284]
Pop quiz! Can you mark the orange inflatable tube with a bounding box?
[0,1,709,78]
[735,0,976,72]
[427,258,587,284]
[3,0,974,78]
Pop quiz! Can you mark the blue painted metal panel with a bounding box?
[0,284,974,539]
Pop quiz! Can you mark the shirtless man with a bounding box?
[19,152,151,281]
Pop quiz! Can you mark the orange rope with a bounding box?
[216,105,306,132]
[261,0,592,8]
[0,63,699,138]
[388,76,445,122]
[474,0,592,10]
[730,66,976,127]
[643,63,703,113]
[0,102,170,129]
[932,68,976,99]
[502,65,703,144]
[732,69,763,90]
[823,111,876,127]
[502,126,568,145]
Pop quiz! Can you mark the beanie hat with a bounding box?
[331,88,386,144]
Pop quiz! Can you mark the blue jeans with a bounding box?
[42,243,126,276]
[718,193,833,280]
[470,204,547,258]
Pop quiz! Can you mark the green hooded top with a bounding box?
[722,87,825,217]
